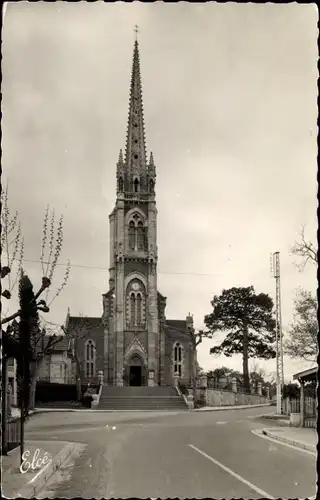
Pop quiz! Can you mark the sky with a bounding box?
[2,2,318,381]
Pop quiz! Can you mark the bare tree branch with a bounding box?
[38,207,70,305]
[1,186,24,299]
[292,225,317,271]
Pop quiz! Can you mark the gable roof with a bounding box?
[67,316,102,330]
[42,335,70,351]
[293,366,317,382]
[164,319,191,341]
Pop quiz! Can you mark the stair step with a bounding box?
[97,385,188,410]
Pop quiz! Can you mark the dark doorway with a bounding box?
[130,366,142,386]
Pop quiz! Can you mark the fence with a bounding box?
[282,396,316,428]
[304,396,317,428]
[1,416,21,454]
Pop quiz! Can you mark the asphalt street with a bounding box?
[25,406,316,499]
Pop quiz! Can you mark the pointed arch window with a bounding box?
[134,178,139,193]
[127,214,147,251]
[136,293,142,326]
[137,221,145,251]
[130,293,136,327]
[173,342,183,378]
[149,179,154,193]
[126,282,146,329]
[129,221,135,250]
[85,339,96,378]
[118,177,124,192]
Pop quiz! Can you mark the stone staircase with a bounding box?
[97,386,189,411]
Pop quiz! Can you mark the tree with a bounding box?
[249,361,266,388]
[207,366,231,386]
[292,226,317,271]
[204,286,276,392]
[1,198,70,411]
[284,289,318,363]
[283,382,300,399]
[26,207,70,410]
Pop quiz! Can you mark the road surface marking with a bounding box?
[251,429,316,456]
[188,444,274,499]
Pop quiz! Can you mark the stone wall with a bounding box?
[196,388,269,406]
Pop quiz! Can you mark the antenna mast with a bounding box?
[270,251,284,414]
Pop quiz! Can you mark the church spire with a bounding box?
[124,32,147,186]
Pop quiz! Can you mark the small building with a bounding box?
[37,335,74,384]
[293,366,317,428]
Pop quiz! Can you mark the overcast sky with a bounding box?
[2,2,318,381]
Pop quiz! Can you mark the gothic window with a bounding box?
[130,293,136,326]
[136,293,142,325]
[173,342,183,378]
[127,214,147,251]
[137,221,145,251]
[150,179,154,193]
[85,339,96,378]
[118,177,124,192]
[134,178,139,193]
[129,221,135,250]
[126,281,146,328]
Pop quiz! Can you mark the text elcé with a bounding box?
[20,448,52,474]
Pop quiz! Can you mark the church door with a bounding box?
[129,355,143,386]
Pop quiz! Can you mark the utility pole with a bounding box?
[270,251,284,414]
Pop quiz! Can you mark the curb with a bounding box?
[14,442,80,498]
[193,403,271,412]
[262,428,316,453]
[33,408,186,413]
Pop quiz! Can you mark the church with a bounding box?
[66,37,194,388]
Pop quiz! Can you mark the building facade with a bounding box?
[37,336,74,384]
[66,38,194,388]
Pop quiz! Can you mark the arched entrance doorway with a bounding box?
[129,355,143,386]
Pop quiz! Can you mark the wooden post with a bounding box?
[1,356,8,455]
[300,379,305,428]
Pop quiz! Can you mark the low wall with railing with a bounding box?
[205,389,269,406]
[193,387,270,407]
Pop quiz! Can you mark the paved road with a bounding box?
[25,406,316,499]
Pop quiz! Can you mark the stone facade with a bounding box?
[65,39,194,388]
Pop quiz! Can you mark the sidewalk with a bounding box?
[257,412,290,426]
[194,403,271,412]
[2,440,86,498]
[261,426,317,453]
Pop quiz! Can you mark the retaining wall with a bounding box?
[195,388,269,407]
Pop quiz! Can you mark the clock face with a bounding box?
[132,282,140,291]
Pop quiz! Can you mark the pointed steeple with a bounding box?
[118,149,124,165]
[124,37,147,187]
[148,152,155,172]
[117,149,124,193]
[148,152,156,194]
